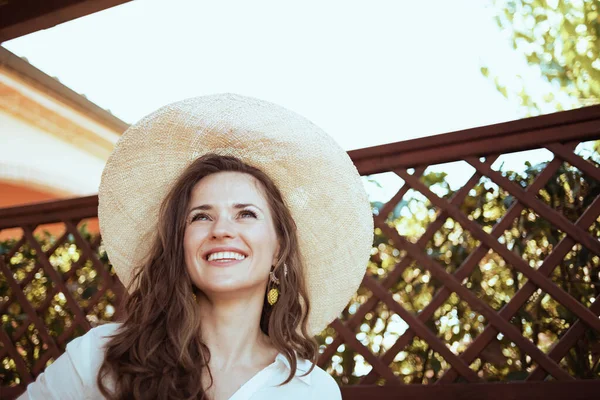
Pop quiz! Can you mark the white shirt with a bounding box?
[19,323,341,400]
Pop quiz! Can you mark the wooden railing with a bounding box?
[0,197,125,399]
[2,105,600,399]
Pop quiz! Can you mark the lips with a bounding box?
[206,258,245,267]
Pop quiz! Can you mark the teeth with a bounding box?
[207,251,246,262]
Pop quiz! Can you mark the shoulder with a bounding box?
[66,322,122,354]
[18,322,123,399]
[305,364,341,398]
[65,322,122,385]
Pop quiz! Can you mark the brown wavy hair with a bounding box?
[97,154,317,399]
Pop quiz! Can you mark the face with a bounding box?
[184,171,280,298]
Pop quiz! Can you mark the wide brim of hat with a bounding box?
[98,93,373,336]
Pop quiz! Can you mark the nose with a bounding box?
[210,215,236,239]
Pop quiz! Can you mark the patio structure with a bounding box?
[1,104,600,399]
[1,1,600,399]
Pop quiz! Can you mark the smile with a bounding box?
[207,251,247,262]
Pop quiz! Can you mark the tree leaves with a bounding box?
[485,0,600,115]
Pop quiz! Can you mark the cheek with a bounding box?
[258,228,279,259]
[183,227,208,257]
[250,226,277,247]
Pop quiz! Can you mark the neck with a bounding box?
[196,288,273,370]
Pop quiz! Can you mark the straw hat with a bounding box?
[98,93,373,335]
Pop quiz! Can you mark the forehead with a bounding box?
[189,171,268,206]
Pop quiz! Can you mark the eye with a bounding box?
[239,209,258,218]
[191,213,211,222]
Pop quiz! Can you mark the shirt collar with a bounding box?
[275,353,313,385]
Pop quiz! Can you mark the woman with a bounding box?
[18,94,373,399]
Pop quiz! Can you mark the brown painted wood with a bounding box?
[363,275,481,382]
[319,162,484,370]
[0,327,33,386]
[545,142,600,182]
[360,158,499,384]
[340,380,600,400]
[321,158,496,376]
[64,220,111,284]
[0,206,99,230]
[350,105,600,175]
[377,220,573,381]
[0,195,98,230]
[319,167,427,368]
[528,292,600,381]
[9,379,600,400]
[0,0,132,42]
[0,195,98,219]
[3,236,26,260]
[0,258,62,367]
[378,166,427,219]
[30,349,54,376]
[11,318,31,343]
[397,168,600,335]
[22,226,91,332]
[329,319,403,384]
[56,320,80,347]
[2,107,600,396]
[436,150,577,383]
[467,157,600,257]
[440,193,600,383]
[350,105,600,163]
[6,231,71,299]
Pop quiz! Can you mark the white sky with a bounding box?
[3,0,525,151]
[4,0,560,201]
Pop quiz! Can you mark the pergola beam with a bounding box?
[0,0,132,43]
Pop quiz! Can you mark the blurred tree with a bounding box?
[320,149,600,384]
[482,0,600,115]
[0,224,119,388]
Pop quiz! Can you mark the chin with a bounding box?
[196,279,248,294]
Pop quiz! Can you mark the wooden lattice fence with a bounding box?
[2,105,600,399]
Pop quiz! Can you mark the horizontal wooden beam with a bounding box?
[349,105,600,175]
[340,380,600,400]
[0,195,98,229]
[0,0,132,43]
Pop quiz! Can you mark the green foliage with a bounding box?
[1,224,118,387]
[318,147,600,384]
[485,0,600,115]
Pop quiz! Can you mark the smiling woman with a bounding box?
[17,93,374,400]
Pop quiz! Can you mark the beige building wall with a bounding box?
[0,46,127,209]
[0,109,110,196]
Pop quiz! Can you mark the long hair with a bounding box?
[97,154,317,399]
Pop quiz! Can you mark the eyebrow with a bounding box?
[188,203,263,214]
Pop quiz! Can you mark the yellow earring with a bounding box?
[267,287,279,305]
[267,264,288,306]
